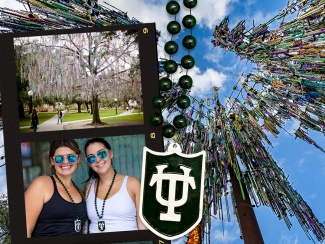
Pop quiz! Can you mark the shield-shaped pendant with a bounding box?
[74,219,81,232]
[98,220,105,231]
[139,145,206,240]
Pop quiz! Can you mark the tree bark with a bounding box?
[91,95,102,125]
[229,166,264,243]
[77,101,82,113]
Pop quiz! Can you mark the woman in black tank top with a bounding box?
[25,139,87,238]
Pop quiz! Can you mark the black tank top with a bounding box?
[32,176,87,237]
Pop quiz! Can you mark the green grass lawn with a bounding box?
[62,108,125,122]
[19,109,143,127]
[101,114,144,123]
[20,112,57,126]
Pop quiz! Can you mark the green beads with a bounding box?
[163,60,178,74]
[182,15,196,29]
[158,77,172,91]
[152,95,166,108]
[178,75,193,89]
[162,124,176,138]
[167,21,181,34]
[183,35,196,49]
[183,0,197,8]
[173,115,188,129]
[177,95,191,109]
[166,1,180,15]
[181,55,195,69]
[150,113,164,126]
[164,41,178,55]
[158,0,197,133]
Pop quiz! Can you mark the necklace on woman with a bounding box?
[54,173,87,232]
[95,169,117,231]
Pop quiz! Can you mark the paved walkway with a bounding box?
[21,110,139,132]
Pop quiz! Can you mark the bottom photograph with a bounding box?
[20,134,169,243]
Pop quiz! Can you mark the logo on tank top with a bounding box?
[139,143,206,240]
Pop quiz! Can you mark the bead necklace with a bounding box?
[53,173,87,233]
[95,169,117,231]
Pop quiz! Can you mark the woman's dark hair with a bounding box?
[49,139,81,174]
[32,108,37,115]
[84,138,112,181]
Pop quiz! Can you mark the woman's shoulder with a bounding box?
[30,175,52,186]
[26,176,53,194]
[126,176,140,190]
[126,176,140,184]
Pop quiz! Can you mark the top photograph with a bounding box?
[15,28,143,133]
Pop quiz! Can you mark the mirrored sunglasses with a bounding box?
[52,154,78,164]
[86,149,108,164]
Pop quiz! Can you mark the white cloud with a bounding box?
[190,0,235,30]
[188,67,228,97]
[101,0,235,35]
[211,218,241,243]
[100,0,169,38]
[280,231,298,244]
[0,0,24,10]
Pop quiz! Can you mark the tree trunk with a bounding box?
[229,166,264,243]
[91,95,102,125]
[77,101,82,113]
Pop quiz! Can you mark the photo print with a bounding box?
[15,27,143,133]
[0,23,167,244]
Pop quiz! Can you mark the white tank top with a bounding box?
[87,176,137,233]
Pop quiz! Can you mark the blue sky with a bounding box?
[1,0,325,243]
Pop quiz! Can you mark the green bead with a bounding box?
[162,124,176,138]
[173,115,188,129]
[183,0,197,8]
[164,41,178,55]
[150,113,164,126]
[182,15,196,29]
[177,95,191,109]
[178,75,193,89]
[181,55,195,69]
[167,21,181,35]
[152,95,166,108]
[158,77,172,91]
[163,60,178,74]
[182,35,196,49]
[166,1,180,15]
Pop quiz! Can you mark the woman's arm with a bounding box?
[127,176,147,230]
[24,176,50,237]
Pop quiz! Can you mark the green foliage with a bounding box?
[42,96,56,106]
[0,194,10,244]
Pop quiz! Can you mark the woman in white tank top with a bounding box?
[83,138,147,233]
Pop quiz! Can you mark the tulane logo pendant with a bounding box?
[98,220,105,231]
[74,219,81,232]
[139,144,206,240]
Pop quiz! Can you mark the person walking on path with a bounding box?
[57,110,63,124]
[30,109,39,132]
